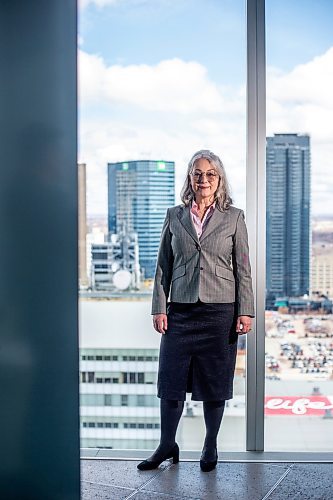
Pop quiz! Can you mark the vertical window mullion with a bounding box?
[246,0,266,452]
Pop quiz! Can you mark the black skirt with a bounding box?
[157,301,238,401]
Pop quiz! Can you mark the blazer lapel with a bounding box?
[200,207,230,242]
[177,205,199,244]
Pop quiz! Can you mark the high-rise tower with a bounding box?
[108,160,175,279]
[266,134,311,307]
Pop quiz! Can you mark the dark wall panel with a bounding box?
[0,1,79,498]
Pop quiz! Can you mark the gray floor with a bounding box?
[81,458,333,499]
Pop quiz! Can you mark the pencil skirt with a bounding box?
[157,300,238,402]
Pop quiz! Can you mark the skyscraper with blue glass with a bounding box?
[266,134,311,307]
[108,160,175,279]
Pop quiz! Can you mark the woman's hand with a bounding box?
[236,315,252,335]
[153,314,168,334]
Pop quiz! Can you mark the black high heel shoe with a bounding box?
[137,443,179,470]
[200,447,218,472]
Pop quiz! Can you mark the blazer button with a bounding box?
[196,243,201,251]
[200,267,203,270]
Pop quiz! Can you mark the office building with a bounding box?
[78,163,89,288]
[108,160,175,279]
[266,134,311,307]
[90,231,141,291]
[79,299,161,450]
[312,248,333,298]
[79,298,248,450]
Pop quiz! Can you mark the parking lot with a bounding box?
[265,312,333,381]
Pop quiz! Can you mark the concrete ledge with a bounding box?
[80,448,333,462]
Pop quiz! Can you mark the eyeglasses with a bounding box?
[190,170,218,182]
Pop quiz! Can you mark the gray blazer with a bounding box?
[151,204,255,317]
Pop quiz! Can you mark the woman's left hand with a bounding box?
[236,315,252,335]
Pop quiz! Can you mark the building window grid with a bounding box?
[82,422,160,429]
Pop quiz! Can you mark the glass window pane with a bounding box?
[265,0,333,452]
[79,0,247,452]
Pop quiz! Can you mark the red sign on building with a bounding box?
[265,396,333,416]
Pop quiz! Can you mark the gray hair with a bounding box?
[180,149,233,211]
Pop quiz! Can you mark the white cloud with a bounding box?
[79,46,333,216]
[79,118,246,215]
[78,49,246,215]
[267,48,333,109]
[78,51,106,103]
[266,46,333,215]
[79,0,118,9]
[267,47,333,141]
[78,50,225,113]
[79,0,175,10]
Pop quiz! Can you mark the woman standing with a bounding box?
[137,150,255,472]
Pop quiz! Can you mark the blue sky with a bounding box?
[267,0,333,70]
[80,0,333,79]
[79,0,333,215]
[80,0,246,85]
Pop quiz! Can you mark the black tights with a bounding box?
[148,398,225,462]
[148,399,184,461]
[202,400,226,461]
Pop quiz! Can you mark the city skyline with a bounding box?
[77,1,333,458]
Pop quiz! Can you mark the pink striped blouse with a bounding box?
[190,200,216,239]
